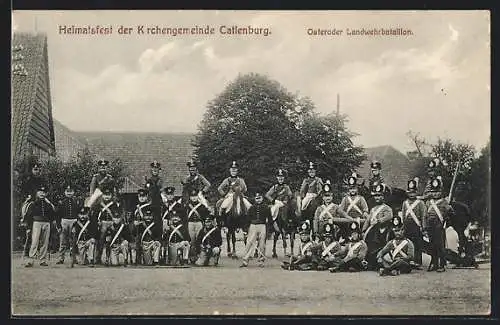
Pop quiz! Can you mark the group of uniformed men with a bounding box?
[20,156,475,276]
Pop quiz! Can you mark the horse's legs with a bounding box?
[226,230,232,257]
[282,230,288,256]
[231,230,237,258]
[290,231,295,256]
[272,232,279,258]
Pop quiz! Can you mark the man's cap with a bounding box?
[299,220,311,234]
[277,168,287,177]
[307,161,316,171]
[323,223,334,237]
[392,216,403,229]
[150,160,161,169]
[143,206,154,217]
[371,183,388,196]
[230,161,239,169]
[322,181,333,195]
[189,188,199,197]
[187,160,197,168]
[37,184,47,192]
[254,192,263,198]
[102,187,113,195]
[429,176,443,192]
[204,215,214,223]
[32,162,41,169]
[347,173,359,187]
[349,221,361,234]
[407,177,419,193]
[138,188,149,196]
[79,206,90,215]
[370,160,382,169]
[65,183,74,191]
[428,158,447,169]
[97,159,109,166]
[162,186,175,195]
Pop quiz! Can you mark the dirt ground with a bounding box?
[11,238,491,316]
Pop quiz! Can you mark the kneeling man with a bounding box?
[195,216,222,266]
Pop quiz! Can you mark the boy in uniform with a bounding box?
[56,184,79,265]
[377,216,415,276]
[316,224,344,271]
[137,206,162,266]
[104,212,131,267]
[281,221,318,271]
[425,177,454,272]
[70,207,97,267]
[313,181,352,241]
[160,186,183,231]
[362,183,393,268]
[165,214,191,265]
[195,216,222,266]
[130,188,152,264]
[329,222,368,272]
[339,173,369,230]
[186,188,211,263]
[92,187,121,264]
[401,177,427,268]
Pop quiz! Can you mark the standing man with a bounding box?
[144,160,164,221]
[421,158,443,200]
[368,161,385,188]
[240,192,272,268]
[299,162,324,224]
[56,184,79,265]
[86,159,117,208]
[425,177,454,272]
[24,185,56,267]
[92,187,121,264]
[186,188,211,263]
[401,177,427,268]
[181,160,211,210]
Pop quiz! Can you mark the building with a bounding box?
[53,120,87,162]
[11,32,56,163]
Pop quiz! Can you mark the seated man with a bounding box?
[445,224,479,268]
[137,206,161,266]
[165,214,190,266]
[329,222,368,272]
[281,221,319,271]
[195,216,222,266]
[316,224,344,271]
[104,213,131,267]
[70,207,97,267]
[377,216,415,276]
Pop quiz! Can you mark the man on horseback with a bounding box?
[216,161,252,258]
[143,160,164,221]
[299,162,324,226]
[265,168,297,258]
[86,159,117,209]
[313,181,352,242]
[362,183,393,269]
[401,177,426,268]
[181,160,212,211]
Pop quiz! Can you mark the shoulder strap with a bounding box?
[321,241,339,257]
[98,201,114,220]
[391,239,409,258]
[168,224,184,242]
[201,227,217,245]
[188,203,203,220]
[140,222,156,242]
[346,196,363,215]
[77,221,91,242]
[404,200,422,227]
[110,224,124,246]
[319,203,335,219]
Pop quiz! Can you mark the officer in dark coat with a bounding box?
[144,160,164,220]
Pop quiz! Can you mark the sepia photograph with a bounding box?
[11,10,490,316]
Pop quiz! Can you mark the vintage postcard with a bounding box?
[11,10,490,316]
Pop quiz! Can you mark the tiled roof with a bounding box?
[11,32,55,159]
[357,145,417,189]
[74,131,195,194]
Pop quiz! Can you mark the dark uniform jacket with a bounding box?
[71,219,98,242]
[57,197,79,222]
[377,238,415,262]
[89,173,116,195]
[265,183,293,203]
[21,175,46,200]
[161,199,183,222]
[136,221,162,242]
[425,198,454,231]
[185,202,211,223]
[165,223,191,244]
[24,198,56,226]
[133,201,153,222]
[92,200,122,222]
[195,226,222,253]
[244,203,271,229]
[401,198,427,233]
[144,175,163,207]
[105,221,132,245]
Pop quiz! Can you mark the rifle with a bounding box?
[447,162,460,203]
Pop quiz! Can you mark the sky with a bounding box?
[12,10,490,154]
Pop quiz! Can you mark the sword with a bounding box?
[447,162,460,203]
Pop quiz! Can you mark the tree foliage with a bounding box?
[193,73,365,199]
[467,139,490,228]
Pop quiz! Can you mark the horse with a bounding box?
[216,185,250,259]
[270,193,302,258]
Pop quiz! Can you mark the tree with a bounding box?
[468,139,490,228]
[193,73,365,200]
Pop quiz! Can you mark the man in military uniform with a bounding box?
[313,181,352,241]
[86,159,117,208]
[186,188,211,263]
[216,161,251,221]
[316,224,344,271]
[425,177,454,272]
[70,207,97,267]
[362,183,393,269]
[240,192,272,268]
[129,188,152,265]
[24,185,56,267]
[401,177,427,268]
[181,160,211,210]
[368,160,385,188]
[195,216,222,266]
[265,169,294,233]
[92,187,121,264]
[136,206,162,266]
[329,222,368,273]
[299,162,324,225]
[165,214,190,265]
[160,186,183,233]
[143,160,164,220]
[421,158,443,200]
[377,216,415,276]
[56,184,79,265]
[104,213,131,267]
[281,221,319,271]
[339,173,369,230]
